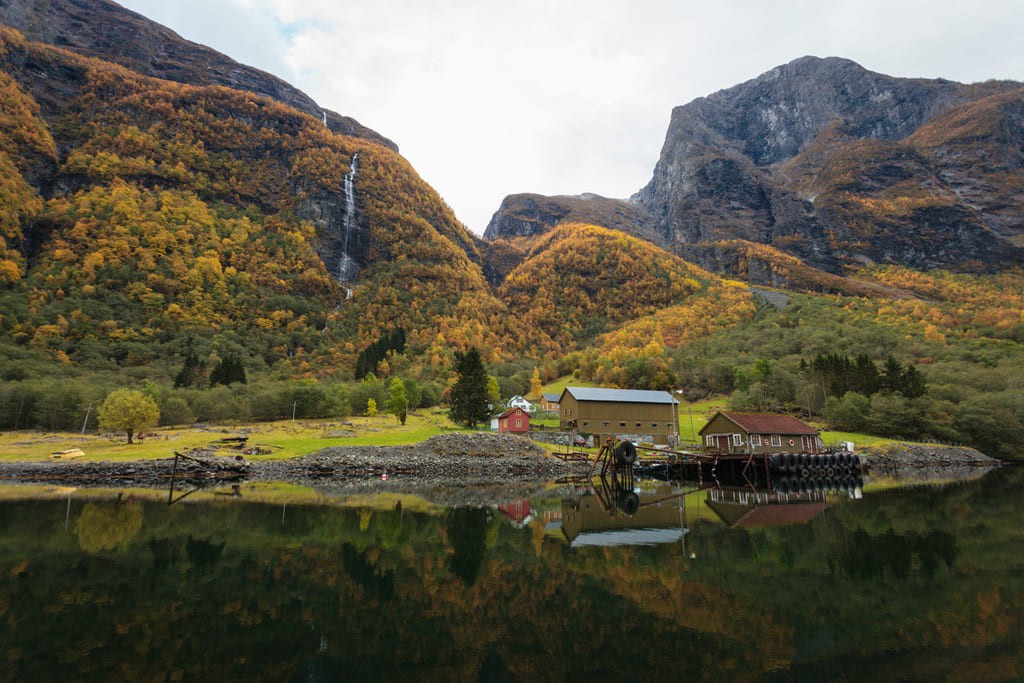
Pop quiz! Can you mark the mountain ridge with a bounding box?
[0,0,397,151]
[486,56,1024,285]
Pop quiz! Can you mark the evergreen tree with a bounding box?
[900,363,927,398]
[355,328,406,379]
[449,348,490,428]
[174,338,204,388]
[882,356,904,394]
[384,377,408,425]
[209,353,246,386]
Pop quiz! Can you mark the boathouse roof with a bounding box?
[701,411,819,436]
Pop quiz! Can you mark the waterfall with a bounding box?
[337,153,359,283]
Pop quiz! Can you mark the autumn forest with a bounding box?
[0,23,1023,456]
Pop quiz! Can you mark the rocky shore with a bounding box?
[0,433,587,493]
[861,443,1000,469]
[860,443,1003,484]
[0,435,1006,502]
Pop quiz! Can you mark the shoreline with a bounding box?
[0,435,1004,492]
[0,433,587,491]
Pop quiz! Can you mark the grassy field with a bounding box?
[0,411,463,462]
[1,389,897,463]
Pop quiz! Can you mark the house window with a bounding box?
[603,422,610,428]
[732,434,743,446]
[515,419,522,428]
[770,434,782,447]
[619,422,626,428]
[582,421,589,428]
[750,434,762,447]
[651,423,658,428]
[705,435,716,447]
[635,422,642,428]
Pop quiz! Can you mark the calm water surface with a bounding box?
[1,465,1022,682]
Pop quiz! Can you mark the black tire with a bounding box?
[614,440,637,466]
[771,454,785,471]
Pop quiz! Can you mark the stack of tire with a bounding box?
[769,452,862,495]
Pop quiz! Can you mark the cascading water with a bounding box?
[337,153,359,294]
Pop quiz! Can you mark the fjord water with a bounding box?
[1,467,1021,682]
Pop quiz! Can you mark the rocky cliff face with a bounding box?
[0,0,396,150]
[483,192,655,241]
[635,56,1024,274]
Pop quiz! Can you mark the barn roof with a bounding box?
[497,407,528,419]
[541,393,561,402]
[701,411,819,436]
[561,387,678,405]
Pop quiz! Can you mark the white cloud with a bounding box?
[118,0,1024,233]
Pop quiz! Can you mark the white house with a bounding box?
[507,395,536,413]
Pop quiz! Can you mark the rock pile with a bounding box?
[422,432,548,458]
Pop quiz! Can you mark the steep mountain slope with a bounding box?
[0,23,525,377]
[0,0,396,149]
[487,57,1023,285]
[635,56,1024,273]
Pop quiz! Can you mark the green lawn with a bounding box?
[540,375,597,397]
[0,412,459,462]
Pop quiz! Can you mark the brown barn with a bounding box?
[699,411,823,454]
[558,387,679,445]
[496,407,530,434]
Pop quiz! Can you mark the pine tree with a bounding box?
[209,353,246,386]
[449,348,490,428]
[174,338,204,388]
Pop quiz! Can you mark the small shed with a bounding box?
[540,393,560,412]
[699,411,823,454]
[497,407,531,434]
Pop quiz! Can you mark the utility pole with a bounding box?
[81,402,93,435]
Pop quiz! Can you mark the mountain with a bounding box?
[487,57,1024,284]
[0,4,527,380]
[0,0,396,150]
[497,222,713,346]
[638,56,1024,273]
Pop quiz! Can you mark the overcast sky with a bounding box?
[118,0,1024,234]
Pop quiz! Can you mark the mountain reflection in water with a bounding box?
[0,464,1020,682]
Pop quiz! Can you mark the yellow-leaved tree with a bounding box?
[528,366,543,400]
[97,388,160,444]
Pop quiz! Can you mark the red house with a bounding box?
[497,407,531,434]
